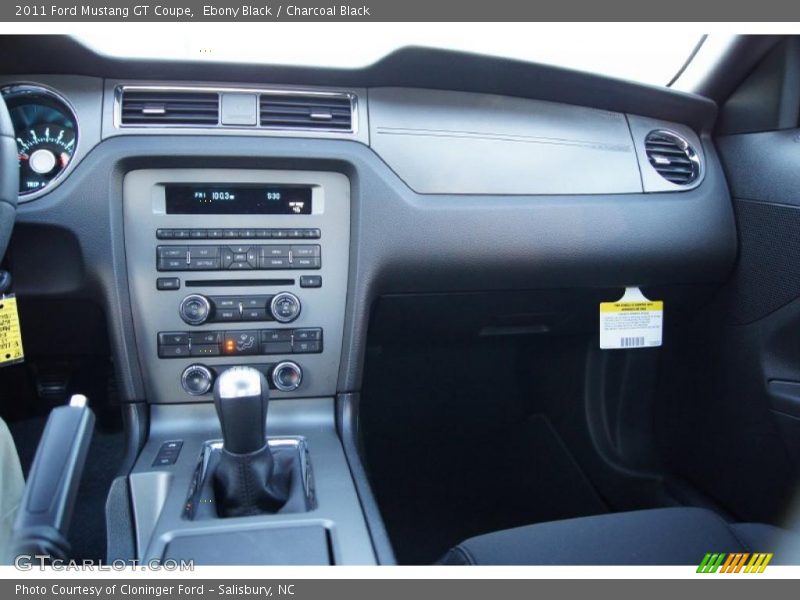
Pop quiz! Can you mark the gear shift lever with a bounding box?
[214,366,269,455]
[212,366,289,517]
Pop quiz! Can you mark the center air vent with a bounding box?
[644,130,700,185]
[259,93,353,131]
[120,90,220,126]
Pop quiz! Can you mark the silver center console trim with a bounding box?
[123,168,351,403]
[129,399,377,565]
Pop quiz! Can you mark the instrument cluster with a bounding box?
[1,84,78,199]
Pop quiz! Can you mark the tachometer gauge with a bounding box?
[17,124,75,194]
[1,84,79,199]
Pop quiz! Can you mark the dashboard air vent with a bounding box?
[644,130,700,185]
[259,93,353,130]
[120,90,220,126]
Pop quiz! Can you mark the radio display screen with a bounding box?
[164,185,312,215]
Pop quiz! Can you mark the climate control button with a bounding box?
[272,361,303,392]
[270,292,301,323]
[181,364,214,395]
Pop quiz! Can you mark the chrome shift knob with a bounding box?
[213,366,269,455]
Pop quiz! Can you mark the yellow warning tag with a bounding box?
[599,287,663,350]
[0,295,24,366]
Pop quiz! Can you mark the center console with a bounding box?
[123,168,350,404]
[120,170,376,565]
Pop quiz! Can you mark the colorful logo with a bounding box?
[697,553,773,573]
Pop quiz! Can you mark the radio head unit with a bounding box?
[165,184,312,215]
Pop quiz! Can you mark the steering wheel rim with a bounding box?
[0,94,18,260]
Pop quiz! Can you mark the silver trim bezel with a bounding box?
[113,84,358,134]
[179,293,212,326]
[272,361,303,392]
[180,364,213,396]
[0,81,81,202]
[270,291,301,324]
[644,128,703,187]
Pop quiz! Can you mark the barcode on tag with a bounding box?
[620,336,645,348]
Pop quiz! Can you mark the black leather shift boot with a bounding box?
[213,444,292,518]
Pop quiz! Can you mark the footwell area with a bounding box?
[361,342,609,565]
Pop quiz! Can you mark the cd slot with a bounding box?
[185,279,295,288]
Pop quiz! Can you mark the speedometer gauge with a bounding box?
[17,124,75,194]
[1,84,79,198]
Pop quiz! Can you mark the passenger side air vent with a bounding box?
[259,93,353,131]
[644,130,700,185]
[120,90,220,126]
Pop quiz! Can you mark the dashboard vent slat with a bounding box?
[120,90,220,126]
[644,130,700,186]
[260,94,353,131]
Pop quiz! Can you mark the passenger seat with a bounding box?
[440,508,800,565]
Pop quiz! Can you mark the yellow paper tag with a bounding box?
[599,287,663,349]
[0,295,25,366]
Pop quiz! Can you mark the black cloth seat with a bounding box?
[440,507,800,565]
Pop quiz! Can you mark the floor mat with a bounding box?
[361,341,609,564]
[9,417,125,561]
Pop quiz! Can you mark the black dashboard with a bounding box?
[0,35,737,405]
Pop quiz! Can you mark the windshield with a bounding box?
[73,25,706,87]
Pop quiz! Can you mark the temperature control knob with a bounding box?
[179,294,211,325]
[181,364,214,396]
[270,292,301,323]
[272,361,303,392]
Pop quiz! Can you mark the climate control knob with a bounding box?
[179,294,212,325]
[270,292,301,323]
[272,361,303,392]
[181,364,214,396]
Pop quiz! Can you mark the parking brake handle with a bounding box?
[9,395,94,562]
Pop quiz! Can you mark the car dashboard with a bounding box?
[0,37,738,566]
